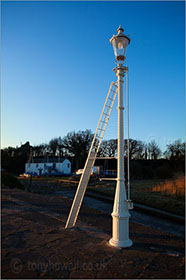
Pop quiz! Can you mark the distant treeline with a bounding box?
[1,129,185,176]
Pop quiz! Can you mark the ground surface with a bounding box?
[53,188,185,237]
[1,189,185,279]
[19,176,185,216]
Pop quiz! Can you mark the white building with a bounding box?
[25,157,71,176]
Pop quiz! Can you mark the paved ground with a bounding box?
[55,189,185,237]
[1,189,185,279]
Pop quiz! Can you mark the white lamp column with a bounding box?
[109,26,132,248]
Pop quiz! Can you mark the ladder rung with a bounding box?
[87,162,94,166]
[96,156,117,159]
[83,172,91,176]
[99,178,117,181]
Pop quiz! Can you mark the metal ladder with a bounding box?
[65,82,118,228]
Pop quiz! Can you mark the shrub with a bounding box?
[156,166,172,179]
[1,172,24,190]
[152,176,185,199]
[130,162,143,179]
[142,166,154,179]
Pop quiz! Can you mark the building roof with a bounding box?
[30,157,68,163]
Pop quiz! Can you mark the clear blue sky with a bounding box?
[1,1,185,151]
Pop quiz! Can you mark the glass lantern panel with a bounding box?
[116,37,128,57]
[112,40,118,58]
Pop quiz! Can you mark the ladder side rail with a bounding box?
[65,82,118,229]
[100,87,116,122]
[96,112,110,138]
[65,153,96,228]
[96,91,115,136]
[71,154,97,227]
[95,84,117,138]
[90,83,117,152]
[94,85,118,150]
[103,87,115,112]
[89,82,114,154]
[97,86,118,151]
[67,150,97,227]
[73,152,95,192]
[94,86,115,140]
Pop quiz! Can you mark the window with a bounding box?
[68,163,70,168]
[36,164,38,168]
[53,163,56,168]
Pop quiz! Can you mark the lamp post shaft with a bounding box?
[117,65,125,182]
[109,64,132,248]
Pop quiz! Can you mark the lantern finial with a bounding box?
[117,25,124,33]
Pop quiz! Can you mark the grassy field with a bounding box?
[87,176,185,216]
[18,174,185,216]
[152,176,185,197]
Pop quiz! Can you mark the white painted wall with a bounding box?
[25,159,71,175]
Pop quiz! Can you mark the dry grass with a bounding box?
[152,176,185,198]
[88,177,185,216]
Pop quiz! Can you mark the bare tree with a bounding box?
[164,139,185,160]
[147,140,161,160]
[61,129,94,169]
[32,144,48,157]
[99,139,117,157]
[3,146,16,157]
[57,137,64,157]
[144,144,148,160]
[124,139,144,160]
[48,138,59,156]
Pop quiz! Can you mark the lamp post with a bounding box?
[109,26,132,248]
